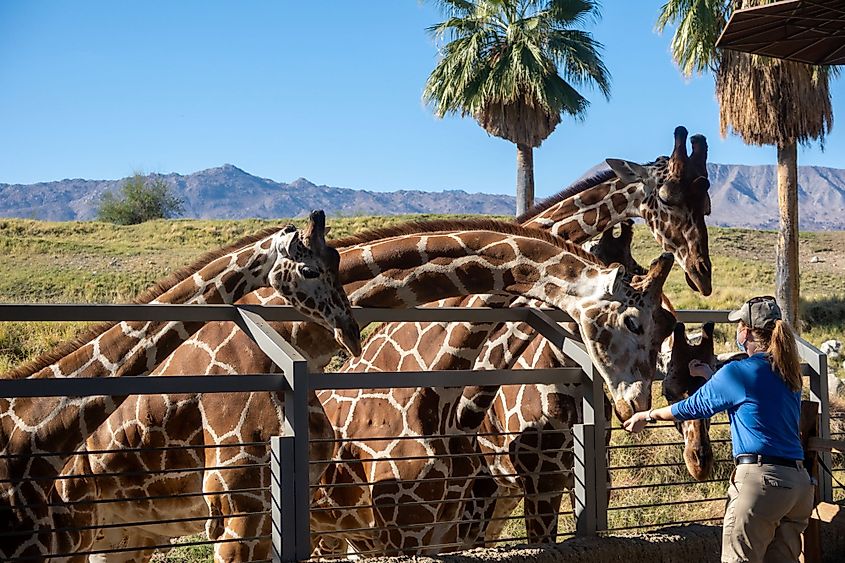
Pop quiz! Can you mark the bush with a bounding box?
[97,174,185,225]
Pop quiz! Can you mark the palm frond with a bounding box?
[657,0,726,76]
[423,0,609,146]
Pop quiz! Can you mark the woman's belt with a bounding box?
[735,454,804,469]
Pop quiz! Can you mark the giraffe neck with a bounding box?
[0,233,282,491]
[521,176,645,242]
[272,228,606,371]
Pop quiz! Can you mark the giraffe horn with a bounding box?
[303,209,327,250]
[670,126,689,164]
[641,252,674,295]
[689,134,709,179]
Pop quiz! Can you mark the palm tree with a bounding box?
[423,0,611,216]
[658,0,835,328]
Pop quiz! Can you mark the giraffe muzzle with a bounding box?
[684,259,712,296]
[335,320,362,357]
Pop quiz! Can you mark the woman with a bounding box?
[624,296,814,563]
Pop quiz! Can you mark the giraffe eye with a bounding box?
[300,265,320,279]
[624,316,643,335]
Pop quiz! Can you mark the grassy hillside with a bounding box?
[1,216,842,371]
[0,217,843,561]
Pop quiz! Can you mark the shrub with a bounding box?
[97,174,185,225]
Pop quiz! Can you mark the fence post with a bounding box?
[237,308,313,560]
[572,422,596,535]
[800,400,822,563]
[563,338,607,535]
[799,337,833,503]
[270,435,294,563]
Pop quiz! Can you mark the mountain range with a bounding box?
[1,162,844,230]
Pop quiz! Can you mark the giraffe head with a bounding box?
[662,322,716,481]
[587,219,646,276]
[606,126,712,296]
[578,253,677,422]
[267,210,362,356]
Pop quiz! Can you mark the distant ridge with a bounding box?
[1,163,844,230]
[0,165,515,221]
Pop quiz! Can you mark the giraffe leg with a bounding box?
[509,420,574,544]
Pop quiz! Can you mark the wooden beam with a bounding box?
[808,436,845,453]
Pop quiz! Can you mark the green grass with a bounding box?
[1,216,843,559]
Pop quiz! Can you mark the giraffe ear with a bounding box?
[278,228,304,257]
[606,159,649,186]
[601,264,625,297]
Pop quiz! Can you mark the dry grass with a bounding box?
[0,217,843,560]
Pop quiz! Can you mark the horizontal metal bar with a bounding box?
[0,303,573,324]
[1,365,585,396]
[607,459,733,471]
[0,374,290,398]
[311,367,582,390]
[608,477,727,491]
[607,419,731,431]
[0,509,267,539]
[309,427,572,443]
[310,488,576,514]
[0,462,265,485]
[603,516,724,533]
[607,438,732,450]
[10,486,269,512]
[0,441,268,460]
[310,446,572,465]
[352,306,570,324]
[673,310,732,323]
[608,496,728,511]
[311,509,576,536]
[313,468,573,490]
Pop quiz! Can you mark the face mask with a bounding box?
[736,337,746,353]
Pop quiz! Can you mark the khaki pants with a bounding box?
[722,462,815,563]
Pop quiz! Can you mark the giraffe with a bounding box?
[332,126,714,547]
[0,211,362,561]
[155,127,709,557]
[338,223,685,550]
[450,228,720,546]
[311,249,675,556]
[54,219,676,561]
[342,125,710,422]
[55,124,711,558]
[661,321,717,481]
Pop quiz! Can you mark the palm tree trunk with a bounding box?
[775,139,800,330]
[516,144,535,217]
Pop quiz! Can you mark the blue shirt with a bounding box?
[670,353,803,460]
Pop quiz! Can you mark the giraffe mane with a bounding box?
[515,157,667,224]
[2,227,283,380]
[514,168,618,223]
[329,218,601,265]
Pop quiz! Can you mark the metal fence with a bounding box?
[0,304,833,562]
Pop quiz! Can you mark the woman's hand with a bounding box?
[689,360,714,380]
[622,411,650,434]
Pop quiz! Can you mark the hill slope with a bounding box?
[2,162,845,229]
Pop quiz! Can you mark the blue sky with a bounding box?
[1,1,843,200]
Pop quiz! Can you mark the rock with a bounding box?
[821,339,842,361]
[829,374,845,398]
[811,255,821,263]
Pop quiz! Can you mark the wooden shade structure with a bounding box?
[716,0,845,65]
